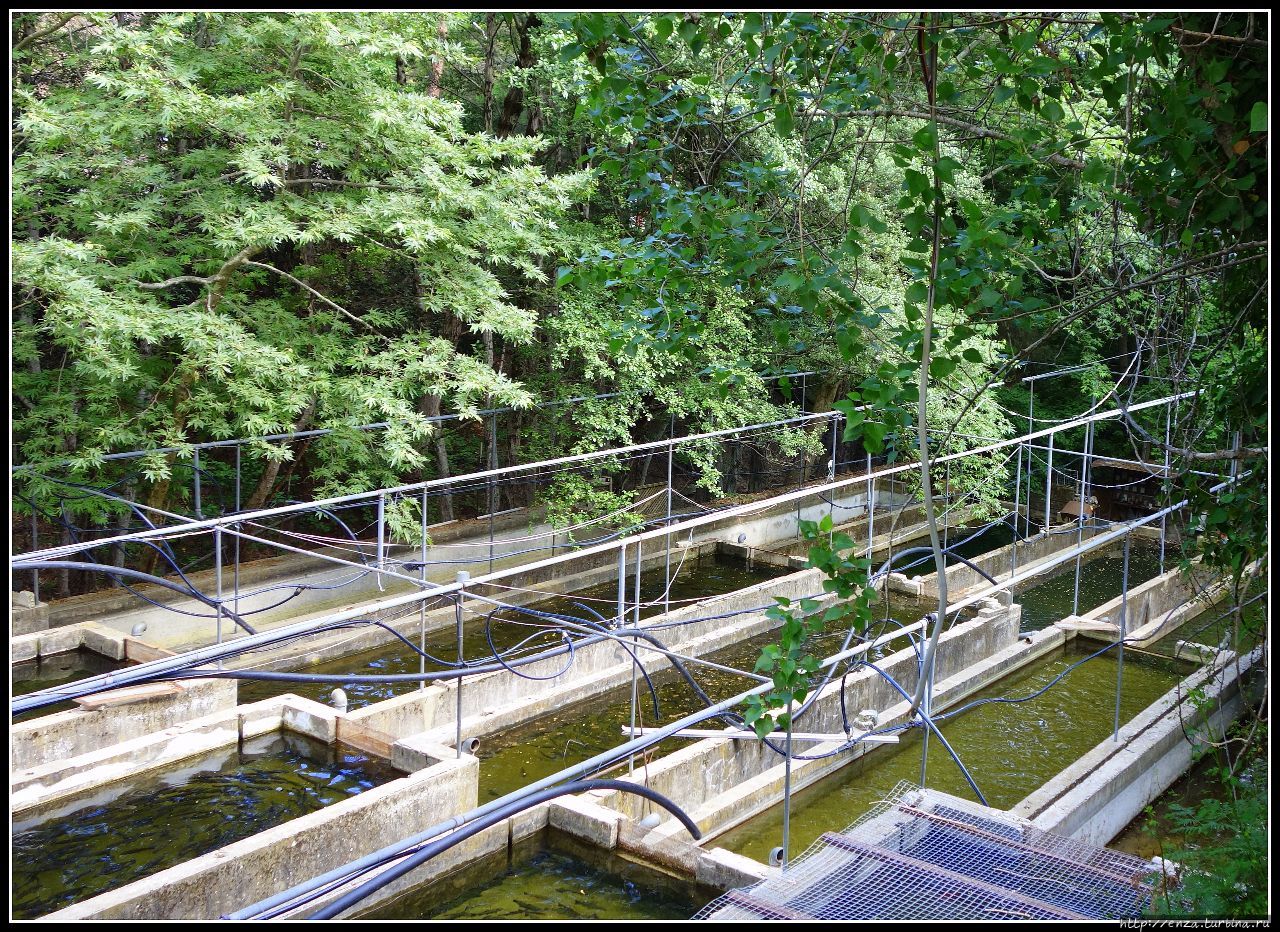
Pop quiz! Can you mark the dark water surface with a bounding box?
[11,648,129,723]
[12,731,403,919]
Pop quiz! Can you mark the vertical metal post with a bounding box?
[919,673,932,788]
[782,709,794,867]
[193,448,202,518]
[31,510,40,603]
[799,372,807,415]
[943,458,950,552]
[214,525,224,668]
[1011,440,1023,581]
[629,538,643,776]
[1072,423,1093,617]
[420,486,429,691]
[455,570,468,758]
[865,449,875,563]
[488,414,497,574]
[612,541,630,772]
[615,544,627,628]
[375,492,386,593]
[664,419,674,618]
[1026,381,1035,537]
[1044,431,1055,532]
[632,538,643,628]
[1113,533,1131,741]
[828,414,839,546]
[1159,402,1172,573]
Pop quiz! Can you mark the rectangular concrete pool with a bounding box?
[358,830,714,920]
[236,551,787,710]
[474,597,939,803]
[12,730,404,919]
[709,642,1192,862]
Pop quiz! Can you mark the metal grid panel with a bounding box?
[696,782,1160,921]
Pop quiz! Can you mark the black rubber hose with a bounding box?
[11,560,258,635]
[875,546,1000,587]
[305,778,701,920]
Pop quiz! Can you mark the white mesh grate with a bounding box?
[696,782,1163,921]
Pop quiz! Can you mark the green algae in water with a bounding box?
[712,643,1190,863]
[1144,581,1267,659]
[11,731,403,919]
[476,599,935,802]
[1017,544,1165,630]
[11,648,129,723]
[362,832,710,920]
[236,552,786,710]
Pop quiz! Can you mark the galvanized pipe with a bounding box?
[1112,533,1131,741]
[454,571,468,758]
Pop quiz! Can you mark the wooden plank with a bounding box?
[124,638,176,663]
[74,682,184,709]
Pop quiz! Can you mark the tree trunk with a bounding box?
[496,14,540,137]
[419,393,454,522]
[481,13,499,133]
[245,398,316,511]
[428,19,446,96]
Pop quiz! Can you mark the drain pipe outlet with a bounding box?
[330,688,348,714]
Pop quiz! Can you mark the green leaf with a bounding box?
[904,169,931,197]
[774,102,794,137]
[929,355,958,379]
[1040,99,1065,122]
[1249,101,1266,133]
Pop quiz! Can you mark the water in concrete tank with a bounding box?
[359,830,713,920]
[236,552,787,710]
[1144,580,1267,659]
[712,643,1189,862]
[11,647,129,723]
[475,599,935,801]
[1016,543,1165,630]
[11,731,403,919]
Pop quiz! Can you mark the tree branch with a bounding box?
[1118,402,1267,462]
[14,13,77,53]
[242,261,371,328]
[818,106,1088,170]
